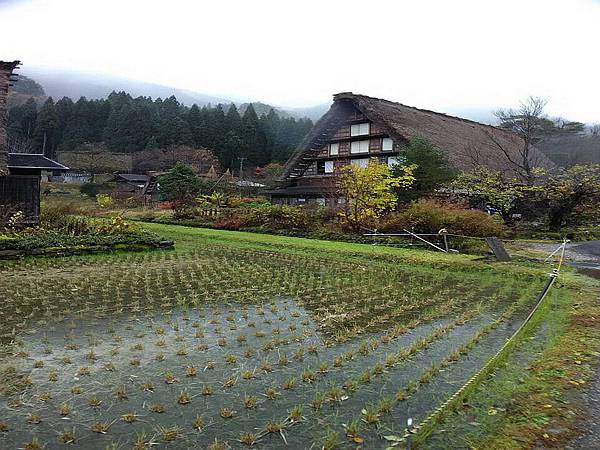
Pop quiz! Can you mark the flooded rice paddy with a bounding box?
[0,241,545,449]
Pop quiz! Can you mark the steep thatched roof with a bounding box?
[1,61,21,176]
[280,92,554,181]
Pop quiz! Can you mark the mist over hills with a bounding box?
[17,66,496,124]
[18,66,329,121]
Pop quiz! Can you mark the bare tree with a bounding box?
[492,96,548,183]
[590,124,600,137]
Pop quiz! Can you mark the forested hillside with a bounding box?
[7,92,313,170]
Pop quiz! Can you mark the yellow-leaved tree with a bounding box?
[336,159,416,231]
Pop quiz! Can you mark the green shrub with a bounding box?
[96,193,114,208]
[80,182,110,197]
[379,200,505,237]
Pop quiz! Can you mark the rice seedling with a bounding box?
[71,386,82,395]
[0,421,9,432]
[361,405,380,425]
[373,362,385,376]
[77,366,91,376]
[149,403,165,413]
[278,353,289,366]
[58,403,71,416]
[192,415,206,430]
[224,353,237,364]
[130,358,141,366]
[91,421,110,433]
[201,384,214,396]
[243,394,258,409]
[343,379,358,393]
[33,360,44,368]
[241,368,257,380]
[115,385,128,400]
[223,376,237,388]
[264,386,279,400]
[59,427,76,444]
[343,417,363,441]
[177,390,191,405]
[283,376,297,390]
[88,395,102,408]
[287,405,304,423]
[157,425,182,441]
[175,347,188,356]
[302,368,315,383]
[23,437,42,450]
[358,370,371,384]
[121,412,139,423]
[265,420,284,433]
[27,414,42,424]
[321,428,340,450]
[164,371,178,384]
[293,347,305,361]
[39,392,52,402]
[207,439,229,450]
[185,365,198,377]
[310,391,325,410]
[142,381,155,392]
[239,431,258,446]
[220,407,236,419]
[377,396,394,414]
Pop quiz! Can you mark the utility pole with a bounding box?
[238,157,246,195]
[238,157,246,181]
[42,131,47,156]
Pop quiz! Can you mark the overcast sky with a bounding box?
[1,0,599,122]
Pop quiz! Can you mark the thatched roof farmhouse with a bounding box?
[270,92,553,206]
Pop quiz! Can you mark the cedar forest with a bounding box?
[7,93,314,170]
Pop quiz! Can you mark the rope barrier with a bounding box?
[402,238,567,448]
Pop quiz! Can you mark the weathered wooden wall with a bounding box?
[0,62,19,176]
[0,174,40,223]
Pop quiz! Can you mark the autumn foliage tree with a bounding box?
[535,165,600,230]
[336,159,415,231]
[452,167,529,224]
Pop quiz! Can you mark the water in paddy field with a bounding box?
[0,294,528,450]
[0,250,541,449]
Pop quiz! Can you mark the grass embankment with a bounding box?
[424,270,600,449]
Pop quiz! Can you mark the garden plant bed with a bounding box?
[0,225,575,449]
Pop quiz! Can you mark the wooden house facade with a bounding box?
[269,92,552,206]
[1,60,68,225]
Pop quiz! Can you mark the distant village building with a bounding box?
[269,92,552,206]
[0,61,67,224]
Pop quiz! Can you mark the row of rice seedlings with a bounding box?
[335,302,524,445]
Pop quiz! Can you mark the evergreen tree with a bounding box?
[33,97,58,156]
[7,97,38,139]
[156,96,192,147]
[242,104,269,166]
[7,90,313,168]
